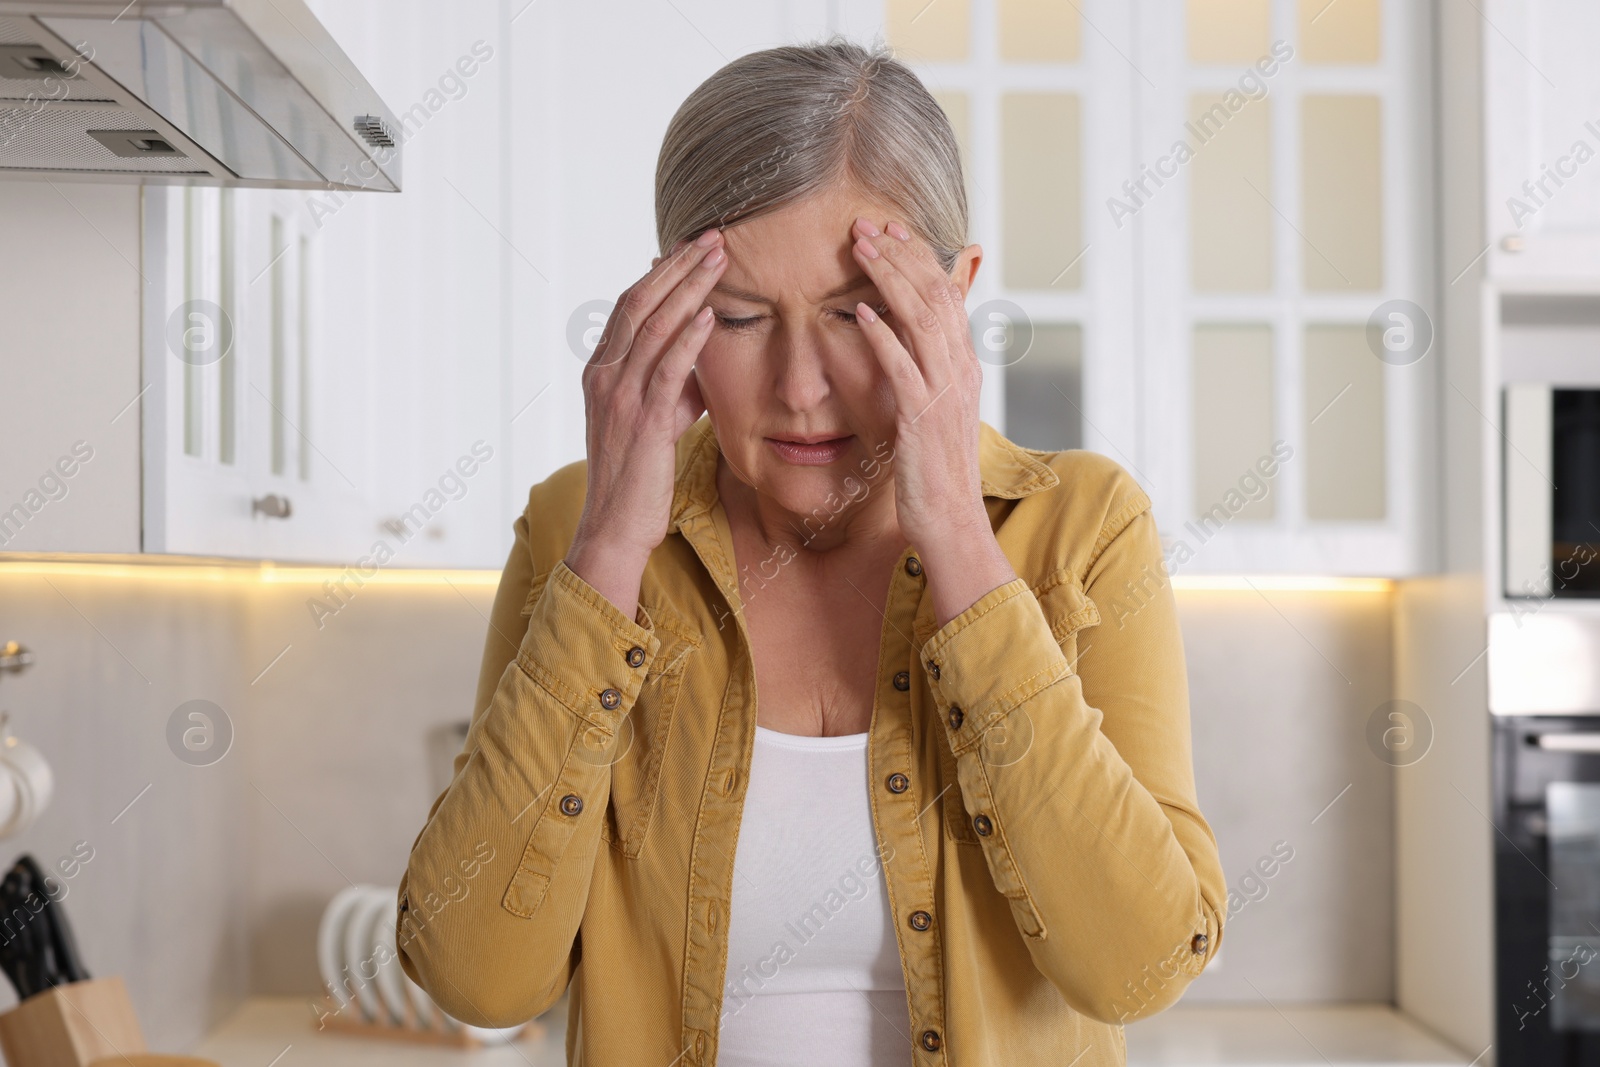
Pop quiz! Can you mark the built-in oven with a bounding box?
[1505,386,1600,597]
[1493,614,1600,1062]
[1501,294,1600,600]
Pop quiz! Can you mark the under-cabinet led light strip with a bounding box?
[0,556,1392,593]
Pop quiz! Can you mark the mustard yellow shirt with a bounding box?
[396,415,1226,1066]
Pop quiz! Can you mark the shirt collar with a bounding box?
[667,416,1060,535]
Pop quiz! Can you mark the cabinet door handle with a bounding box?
[252,494,293,519]
[1534,733,1600,752]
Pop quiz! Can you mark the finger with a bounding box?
[645,304,715,424]
[851,229,950,389]
[862,218,970,346]
[853,300,927,419]
[621,242,727,395]
[596,229,721,369]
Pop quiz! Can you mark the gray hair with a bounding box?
[654,35,968,275]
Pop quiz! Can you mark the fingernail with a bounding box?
[855,235,880,260]
[695,227,721,247]
[887,222,909,241]
[856,302,878,323]
[702,246,726,268]
[855,216,881,237]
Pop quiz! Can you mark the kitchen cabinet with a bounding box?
[141,0,510,567]
[6,0,1437,574]
[864,0,1437,576]
[141,183,378,562]
[0,181,143,556]
[0,0,512,567]
[139,2,508,567]
[1482,0,1600,281]
[301,0,508,570]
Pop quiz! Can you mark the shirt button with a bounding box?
[921,1030,942,1052]
[626,646,645,667]
[1191,933,1208,954]
[973,813,992,836]
[886,772,909,793]
[559,793,584,816]
[905,556,923,577]
[948,705,964,730]
[909,910,932,931]
[928,661,941,680]
[600,687,621,709]
[893,671,910,691]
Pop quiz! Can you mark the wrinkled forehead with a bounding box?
[715,186,898,306]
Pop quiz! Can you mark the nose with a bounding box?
[770,325,832,412]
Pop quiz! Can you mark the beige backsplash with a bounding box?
[0,567,1392,1052]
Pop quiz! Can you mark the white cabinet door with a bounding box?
[144,0,509,568]
[305,0,506,570]
[0,182,142,555]
[1484,0,1600,280]
[870,0,1435,577]
[501,0,837,561]
[143,184,374,563]
[1131,0,1434,576]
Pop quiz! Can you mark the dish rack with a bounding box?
[314,883,545,1048]
[311,989,546,1049]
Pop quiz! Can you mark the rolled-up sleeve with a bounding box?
[917,500,1226,1025]
[396,504,660,1028]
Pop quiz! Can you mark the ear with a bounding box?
[950,243,982,298]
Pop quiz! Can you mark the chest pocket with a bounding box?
[521,579,699,859]
[917,566,1100,847]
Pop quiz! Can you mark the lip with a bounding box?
[766,434,853,465]
[768,432,849,444]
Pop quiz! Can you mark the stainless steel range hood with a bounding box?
[0,0,400,190]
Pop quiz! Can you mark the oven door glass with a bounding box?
[1546,782,1600,1028]
[1552,390,1600,596]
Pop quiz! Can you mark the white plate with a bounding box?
[439,1015,525,1044]
[316,885,371,1012]
[343,888,390,1022]
[464,1022,526,1044]
[372,894,423,1028]
[403,970,438,1031]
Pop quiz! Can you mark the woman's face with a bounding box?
[692,183,980,536]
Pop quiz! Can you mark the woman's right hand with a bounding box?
[568,227,728,590]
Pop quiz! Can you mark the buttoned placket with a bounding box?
[870,548,950,1064]
[669,506,743,1067]
[666,490,951,1066]
[653,416,1076,1065]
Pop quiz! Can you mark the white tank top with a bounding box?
[716,725,913,1066]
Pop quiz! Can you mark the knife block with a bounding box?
[0,976,150,1067]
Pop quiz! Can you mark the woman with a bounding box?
[397,35,1225,1067]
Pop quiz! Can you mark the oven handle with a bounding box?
[1533,733,1600,752]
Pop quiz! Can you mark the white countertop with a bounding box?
[190,997,1475,1066]
[1123,1003,1475,1065]
[191,996,569,1066]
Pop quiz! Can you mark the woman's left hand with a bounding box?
[850,215,1019,627]
[849,215,989,549]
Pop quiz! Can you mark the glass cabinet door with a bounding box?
[882,0,1432,576]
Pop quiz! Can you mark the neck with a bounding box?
[715,451,909,573]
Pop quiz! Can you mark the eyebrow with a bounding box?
[710,274,876,305]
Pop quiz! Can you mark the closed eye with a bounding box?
[712,304,890,333]
[833,303,889,326]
